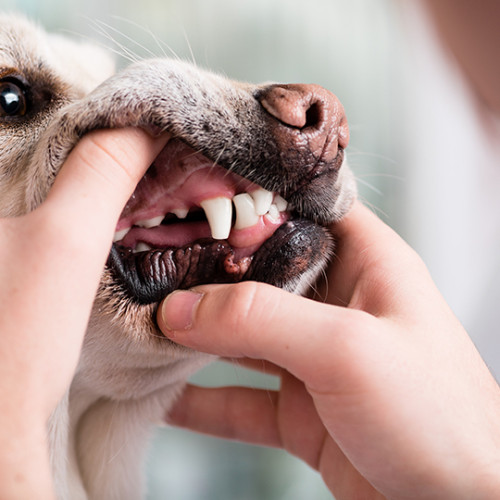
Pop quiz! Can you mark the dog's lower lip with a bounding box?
[107,218,329,305]
[108,238,251,305]
[107,217,288,305]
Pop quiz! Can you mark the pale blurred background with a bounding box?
[7,0,500,498]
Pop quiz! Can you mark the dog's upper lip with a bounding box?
[116,135,254,230]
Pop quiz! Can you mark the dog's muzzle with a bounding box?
[107,83,349,304]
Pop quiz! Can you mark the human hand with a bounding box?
[158,202,500,500]
[0,128,167,497]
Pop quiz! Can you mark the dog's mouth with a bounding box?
[108,135,325,305]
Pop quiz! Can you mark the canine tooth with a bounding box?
[172,208,189,219]
[250,187,273,216]
[233,193,260,230]
[200,197,233,240]
[267,204,280,221]
[113,228,130,242]
[136,215,164,228]
[134,242,152,253]
[274,195,288,212]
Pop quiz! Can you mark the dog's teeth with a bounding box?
[113,228,130,242]
[133,242,152,253]
[135,215,164,228]
[266,204,280,221]
[233,193,260,230]
[250,187,273,216]
[274,195,288,212]
[172,208,189,219]
[200,197,233,240]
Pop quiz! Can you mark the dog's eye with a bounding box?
[0,81,27,117]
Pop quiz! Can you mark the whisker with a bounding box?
[194,145,228,184]
[155,39,183,62]
[57,26,139,65]
[358,196,388,219]
[92,19,156,60]
[346,150,398,165]
[109,15,183,61]
[306,272,324,302]
[87,19,142,64]
[355,172,406,182]
[105,401,128,466]
[181,25,197,66]
[354,176,384,196]
[209,145,230,174]
[98,44,139,65]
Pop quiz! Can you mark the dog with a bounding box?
[0,14,356,499]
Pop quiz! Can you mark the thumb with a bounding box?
[42,127,168,241]
[157,281,359,388]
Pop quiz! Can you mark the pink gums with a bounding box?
[117,138,287,254]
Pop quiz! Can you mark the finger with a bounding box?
[168,373,328,470]
[222,357,284,377]
[40,127,168,245]
[157,282,366,392]
[328,202,411,291]
[167,384,281,448]
[11,128,168,364]
[322,201,433,313]
[168,385,380,499]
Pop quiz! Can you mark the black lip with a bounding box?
[107,219,332,305]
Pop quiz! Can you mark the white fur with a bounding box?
[0,14,355,499]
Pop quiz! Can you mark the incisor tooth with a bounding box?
[274,195,288,212]
[172,207,189,219]
[200,197,233,240]
[113,228,130,242]
[250,187,273,216]
[134,242,152,253]
[233,193,260,230]
[267,204,280,221]
[136,215,164,228]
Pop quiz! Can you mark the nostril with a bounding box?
[257,84,329,132]
[304,101,321,129]
[257,83,349,154]
[258,85,310,129]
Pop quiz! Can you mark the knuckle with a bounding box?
[74,129,149,193]
[78,131,133,186]
[218,281,271,344]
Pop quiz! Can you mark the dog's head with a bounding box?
[0,14,356,390]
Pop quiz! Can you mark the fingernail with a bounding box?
[160,290,203,332]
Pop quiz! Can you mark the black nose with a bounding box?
[257,83,349,168]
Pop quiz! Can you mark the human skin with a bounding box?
[423,0,500,115]
[159,202,500,499]
[158,2,500,497]
[0,128,168,499]
[2,1,499,497]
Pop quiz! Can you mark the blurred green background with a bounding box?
[8,0,408,224]
[6,0,500,499]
